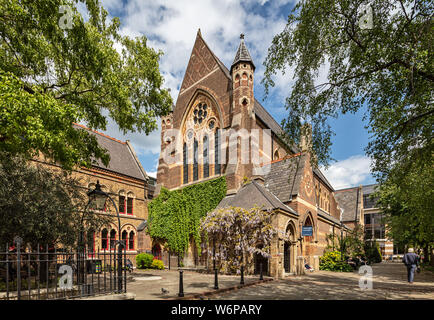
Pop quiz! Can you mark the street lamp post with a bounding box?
[87,180,124,293]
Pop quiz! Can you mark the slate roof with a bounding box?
[217,180,297,215]
[334,187,361,222]
[137,220,147,232]
[231,35,255,71]
[264,153,306,203]
[73,124,147,181]
[317,208,342,225]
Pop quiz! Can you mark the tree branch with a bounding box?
[395,109,434,142]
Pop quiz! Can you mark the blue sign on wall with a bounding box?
[302,226,313,236]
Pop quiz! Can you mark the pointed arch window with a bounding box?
[122,230,128,249]
[215,130,221,175]
[109,229,117,250]
[183,142,188,184]
[193,138,198,181]
[203,135,209,178]
[129,231,135,251]
[101,228,108,250]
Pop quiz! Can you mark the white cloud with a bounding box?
[321,155,374,190]
[90,0,299,158]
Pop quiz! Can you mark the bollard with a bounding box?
[214,268,219,289]
[260,262,263,280]
[240,266,244,285]
[178,270,184,297]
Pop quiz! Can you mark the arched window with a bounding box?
[274,149,280,160]
[127,192,134,215]
[101,229,108,250]
[183,142,188,184]
[203,135,209,178]
[235,74,240,87]
[304,215,313,243]
[129,231,135,251]
[215,130,220,175]
[109,229,117,250]
[122,230,128,249]
[119,191,126,214]
[87,231,95,257]
[193,138,198,181]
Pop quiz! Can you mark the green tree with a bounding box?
[0,0,172,170]
[326,224,365,259]
[263,0,433,176]
[376,161,434,264]
[0,151,111,247]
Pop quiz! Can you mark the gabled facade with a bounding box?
[155,31,348,277]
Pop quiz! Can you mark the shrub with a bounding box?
[319,251,353,272]
[136,253,154,269]
[151,259,165,270]
[364,240,382,264]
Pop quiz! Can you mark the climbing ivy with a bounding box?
[148,177,227,255]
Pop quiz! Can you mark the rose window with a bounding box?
[193,103,208,125]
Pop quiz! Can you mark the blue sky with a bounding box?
[89,0,376,189]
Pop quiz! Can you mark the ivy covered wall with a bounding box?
[147,176,227,255]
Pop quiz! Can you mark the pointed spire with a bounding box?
[197,28,202,37]
[231,33,255,72]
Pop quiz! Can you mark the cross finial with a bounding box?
[240,33,245,39]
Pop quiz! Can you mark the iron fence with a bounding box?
[0,239,128,300]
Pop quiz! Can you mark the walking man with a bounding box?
[402,248,419,284]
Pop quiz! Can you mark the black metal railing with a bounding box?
[0,239,128,300]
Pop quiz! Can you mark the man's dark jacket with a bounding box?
[402,252,419,266]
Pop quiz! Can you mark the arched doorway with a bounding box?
[254,250,269,275]
[284,222,296,274]
[152,243,162,260]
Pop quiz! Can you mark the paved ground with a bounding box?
[211,262,434,300]
[126,262,434,300]
[126,268,272,300]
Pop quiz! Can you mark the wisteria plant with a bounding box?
[200,206,287,274]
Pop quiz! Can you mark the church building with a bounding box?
[155,30,348,277]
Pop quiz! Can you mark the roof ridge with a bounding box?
[73,123,126,145]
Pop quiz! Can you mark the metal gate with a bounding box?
[0,237,127,300]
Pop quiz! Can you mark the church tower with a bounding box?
[225,34,257,193]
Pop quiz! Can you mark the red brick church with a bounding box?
[155,30,349,277]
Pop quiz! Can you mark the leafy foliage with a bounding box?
[151,259,165,270]
[319,251,353,272]
[147,177,227,255]
[0,151,110,246]
[200,205,282,275]
[364,240,382,263]
[376,161,434,255]
[326,224,365,259]
[263,0,433,176]
[135,253,154,269]
[0,0,172,170]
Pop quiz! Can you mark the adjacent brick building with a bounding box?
[32,124,154,265]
